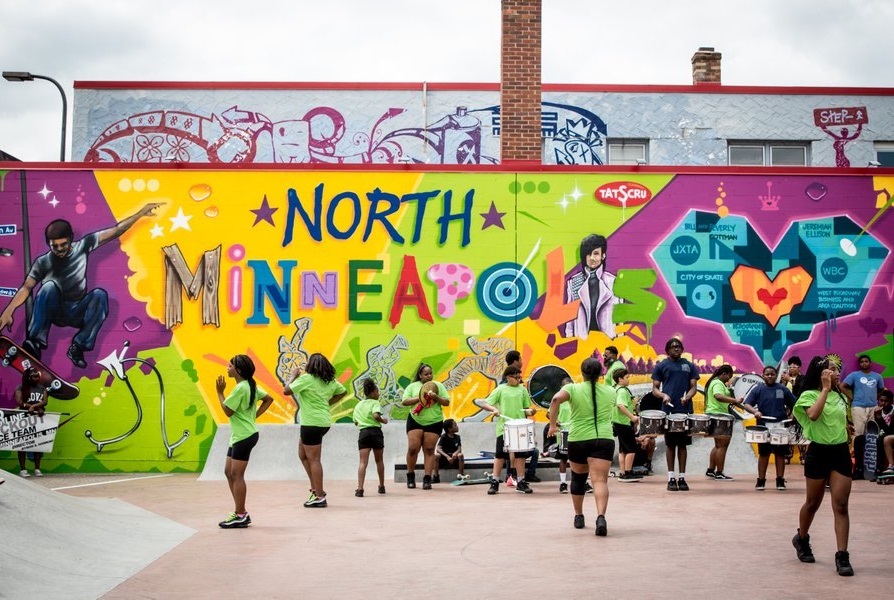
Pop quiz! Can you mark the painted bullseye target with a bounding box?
[476,263,538,322]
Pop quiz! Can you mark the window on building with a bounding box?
[728,142,809,166]
[607,139,648,165]
[875,142,894,167]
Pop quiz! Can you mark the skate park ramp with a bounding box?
[0,475,194,599]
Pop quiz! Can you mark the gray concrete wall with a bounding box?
[199,421,759,481]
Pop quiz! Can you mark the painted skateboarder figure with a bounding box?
[0,203,162,368]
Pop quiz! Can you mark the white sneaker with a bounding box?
[20,470,30,478]
[34,469,42,477]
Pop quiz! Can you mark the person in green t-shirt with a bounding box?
[603,345,623,386]
[542,376,574,493]
[215,354,274,529]
[400,363,450,490]
[284,352,347,508]
[353,378,389,498]
[703,364,748,481]
[480,364,537,495]
[611,368,642,482]
[548,357,616,537]
[791,356,854,577]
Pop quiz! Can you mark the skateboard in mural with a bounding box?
[0,336,79,400]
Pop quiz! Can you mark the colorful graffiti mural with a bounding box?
[74,84,894,167]
[0,167,891,473]
[80,102,608,166]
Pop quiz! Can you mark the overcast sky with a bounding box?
[1,0,892,162]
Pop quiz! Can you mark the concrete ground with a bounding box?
[4,468,892,599]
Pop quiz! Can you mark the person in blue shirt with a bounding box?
[842,355,886,480]
[651,337,697,491]
[744,365,797,490]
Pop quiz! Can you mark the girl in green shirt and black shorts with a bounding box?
[791,355,854,576]
[215,354,274,528]
[548,357,616,536]
[285,352,347,508]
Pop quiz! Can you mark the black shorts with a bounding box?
[664,431,692,448]
[803,442,852,480]
[494,435,532,460]
[438,454,463,469]
[613,423,638,454]
[568,438,615,464]
[758,442,789,457]
[358,427,385,450]
[227,432,259,461]
[300,425,330,446]
[406,416,444,436]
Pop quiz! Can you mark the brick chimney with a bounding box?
[500,0,542,163]
[691,47,722,85]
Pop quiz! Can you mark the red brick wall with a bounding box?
[692,47,722,85]
[501,0,541,162]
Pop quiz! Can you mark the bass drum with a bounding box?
[527,365,572,409]
[730,373,764,401]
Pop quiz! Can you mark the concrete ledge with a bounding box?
[199,421,758,481]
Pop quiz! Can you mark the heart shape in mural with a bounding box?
[730,266,811,326]
[651,210,889,362]
[756,287,787,309]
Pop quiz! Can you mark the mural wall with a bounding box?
[72,85,894,167]
[0,166,892,473]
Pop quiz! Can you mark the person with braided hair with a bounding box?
[215,354,274,528]
[548,357,616,536]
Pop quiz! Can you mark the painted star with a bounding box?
[38,184,52,200]
[568,183,584,203]
[250,194,278,227]
[150,224,165,239]
[556,194,571,213]
[480,201,506,230]
[48,196,59,208]
[169,207,193,232]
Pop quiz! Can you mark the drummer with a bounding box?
[612,368,642,482]
[543,375,574,493]
[652,338,698,492]
[744,365,797,490]
[480,365,537,495]
[703,364,744,481]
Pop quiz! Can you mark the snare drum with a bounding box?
[527,365,571,410]
[666,413,689,433]
[708,413,734,438]
[558,429,569,454]
[769,427,791,445]
[504,419,535,452]
[688,414,711,436]
[744,425,769,444]
[638,410,667,437]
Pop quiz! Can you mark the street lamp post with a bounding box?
[3,71,68,161]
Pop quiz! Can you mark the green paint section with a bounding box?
[863,334,894,379]
[0,345,217,474]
